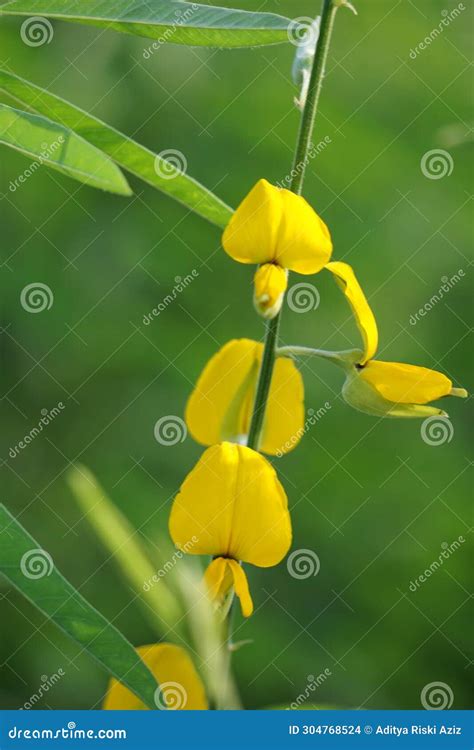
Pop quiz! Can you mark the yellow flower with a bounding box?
[326,261,467,417]
[185,339,304,455]
[103,643,208,710]
[223,179,332,317]
[169,442,292,617]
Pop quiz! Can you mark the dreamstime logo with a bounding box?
[408,536,465,592]
[288,669,332,709]
[154,416,187,446]
[409,269,465,326]
[20,17,53,46]
[420,681,454,710]
[20,549,54,580]
[421,416,453,446]
[287,549,320,579]
[8,402,66,460]
[20,282,53,313]
[142,3,199,59]
[277,137,331,189]
[154,150,187,180]
[276,403,331,457]
[142,270,199,325]
[287,282,320,313]
[21,668,65,709]
[154,681,187,710]
[409,4,466,59]
[143,536,198,591]
[287,16,319,47]
[420,149,454,180]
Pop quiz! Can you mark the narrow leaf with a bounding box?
[67,464,184,639]
[0,504,159,709]
[0,0,293,48]
[0,69,233,228]
[0,103,131,194]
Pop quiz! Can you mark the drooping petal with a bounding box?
[360,360,460,404]
[326,261,378,365]
[103,644,208,710]
[185,339,305,456]
[205,557,254,617]
[169,442,292,567]
[254,263,288,319]
[222,179,332,273]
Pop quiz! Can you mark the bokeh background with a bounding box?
[1,0,472,710]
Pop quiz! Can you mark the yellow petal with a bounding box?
[185,339,259,447]
[276,188,332,274]
[360,360,457,404]
[260,355,305,456]
[205,557,254,617]
[222,179,332,273]
[103,643,208,710]
[326,261,378,364]
[185,339,305,456]
[254,263,288,319]
[169,442,292,567]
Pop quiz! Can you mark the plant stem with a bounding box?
[246,0,343,451]
[221,1,349,707]
[276,345,362,369]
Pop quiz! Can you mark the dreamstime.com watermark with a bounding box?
[8,724,127,740]
[277,137,331,189]
[21,669,66,709]
[143,537,198,591]
[287,669,332,709]
[276,403,331,457]
[409,4,466,59]
[8,403,65,459]
[143,271,199,325]
[408,536,465,592]
[409,270,465,325]
[9,137,65,192]
[143,4,199,58]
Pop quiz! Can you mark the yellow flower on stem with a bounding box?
[223,179,333,318]
[326,261,467,417]
[103,643,208,710]
[169,442,292,617]
[185,339,304,455]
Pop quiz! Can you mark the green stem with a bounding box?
[276,345,362,369]
[221,0,350,707]
[246,0,343,451]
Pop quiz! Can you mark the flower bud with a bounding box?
[253,263,288,319]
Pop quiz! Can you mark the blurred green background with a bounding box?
[1,0,472,710]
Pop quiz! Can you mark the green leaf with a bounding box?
[0,504,159,709]
[0,0,293,48]
[0,103,131,195]
[0,69,233,228]
[67,464,185,639]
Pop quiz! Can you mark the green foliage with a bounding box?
[0,103,131,194]
[0,505,160,709]
[0,69,233,227]
[67,464,185,638]
[0,0,293,47]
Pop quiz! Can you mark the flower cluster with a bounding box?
[104,178,466,710]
